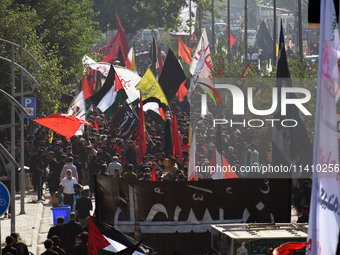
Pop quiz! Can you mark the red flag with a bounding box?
[178,37,192,65]
[172,110,183,163]
[114,13,129,56]
[151,163,157,181]
[94,116,99,130]
[81,75,93,99]
[87,216,110,255]
[217,58,224,77]
[90,70,97,92]
[137,95,146,164]
[273,242,307,255]
[176,80,188,101]
[96,31,122,57]
[114,72,124,91]
[33,114,92,142]
[226,25,236,48]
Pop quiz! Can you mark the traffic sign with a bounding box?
[188,32,199,44]
[23,97,36,118]
[0,182,10,216]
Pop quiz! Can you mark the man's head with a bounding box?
[69,212,77,221]
[10,232,18,243]
[51,235,61,247]
[44,239,53,250]
[56,216,64,225]
[5,236,13,246]
[127,164,134,172]
[66,169,72,179]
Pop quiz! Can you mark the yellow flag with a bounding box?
[136,68,168,105]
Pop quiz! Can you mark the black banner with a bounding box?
[95,177,291,232]
[110,103,138,139]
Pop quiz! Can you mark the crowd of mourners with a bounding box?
[0,93,270,199]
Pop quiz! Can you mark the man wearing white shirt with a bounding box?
[60,156,78,182]
[61,169,78,208]
[107,156,123,177]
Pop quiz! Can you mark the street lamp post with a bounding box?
[273,0,277,65]
[245,0,248,66]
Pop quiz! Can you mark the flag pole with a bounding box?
[127,102,155,145]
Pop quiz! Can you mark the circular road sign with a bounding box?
[0,182,10,216]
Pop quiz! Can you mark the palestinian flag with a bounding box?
[88,216,151,255]
[91,65,128,118]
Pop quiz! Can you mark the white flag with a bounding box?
[188,130,197,181]
[67,91,86,136]
[307,1,340,255]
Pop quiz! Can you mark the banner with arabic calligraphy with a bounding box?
[95,177,290,230]
[95,177,290,254]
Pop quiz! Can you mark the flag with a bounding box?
[32,114,91,142]
[163,119,172,157]
[172,110,183,163]
[189,28,214,79]
[158,48,187,102]
[94,116,99,130]
[189,29,214,98]
[273,242,307,255]
[91,66,128,118]
[149,37,158,72]
[226,25,236,49]
[81,75,93,99]
[187,126,197,181]
[176,80,189,102]
[83,55,111,77]
[110,103,138,139]
[114,13,129,56]
[307,1,340,255]
[117,46,126,67]
[114,66,141,103]
[137,95,146,164]
[96,31,122,57]
[151,163,157,181]
[209,125,238,179]
[136,68,168,106]
[178,37,192,65]
[272,23,312,171]
[158,49,164,78]
[217,58,224,77]
[67,91,86,136]
[87,216,149,255]
[96,13,129,59]
[125,47,136,71]
[255,21,273,61]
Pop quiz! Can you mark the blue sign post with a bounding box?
[23,97,36,118]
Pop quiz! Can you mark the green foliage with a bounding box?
[92,0,186,34]
[0,0,101,124]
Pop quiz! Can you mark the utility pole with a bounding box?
[227,0,231,50]
[298,0,303,64]
[212,0,215,54]
[189,0,192,36]
[20,32,25,214]
[10,45,16,233]
[273,0,277,65]
[244,0,248,66]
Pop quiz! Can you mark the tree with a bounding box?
[92,0,186,34]
[0,0,101,125]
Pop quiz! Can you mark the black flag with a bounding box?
[110,103,138,139]
[158,48,186,102]
[272,22,312,170]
